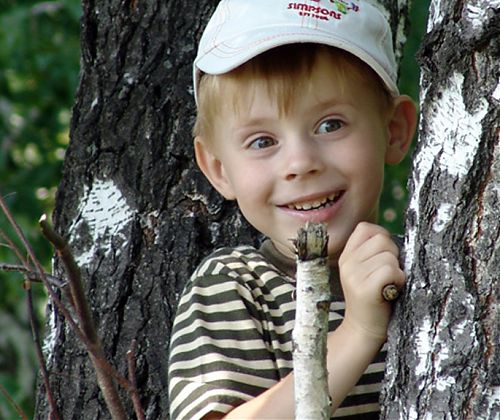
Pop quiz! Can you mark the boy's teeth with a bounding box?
[288,193,339,210]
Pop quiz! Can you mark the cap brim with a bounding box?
[194,27,399,103]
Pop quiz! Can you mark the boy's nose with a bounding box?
[282,137,324,181]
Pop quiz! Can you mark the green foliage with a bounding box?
[0,0,81,417]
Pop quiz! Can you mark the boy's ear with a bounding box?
[194,137,236,200]
[385,95,418,165]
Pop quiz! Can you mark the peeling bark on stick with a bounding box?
[293,222,331,420]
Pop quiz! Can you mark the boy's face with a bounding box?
[198,56,402,260]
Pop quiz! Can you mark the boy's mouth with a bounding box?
[287,191,344,211]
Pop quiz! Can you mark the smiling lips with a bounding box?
[286,191,344,211]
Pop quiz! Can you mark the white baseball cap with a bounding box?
[193,0,399,104]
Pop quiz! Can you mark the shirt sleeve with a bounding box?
[168,264,280,420]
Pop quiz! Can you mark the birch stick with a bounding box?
[292,222,331,420]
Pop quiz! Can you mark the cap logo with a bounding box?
[287,0,360,21]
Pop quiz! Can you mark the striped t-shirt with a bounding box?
[168,240,387,419]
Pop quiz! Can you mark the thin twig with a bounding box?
[0,229,30,268]
[1,201,128,397]
[39,215,98,342]
[0,263,67,287]
[39,214,129,419]
[127,339,145,420]
[1,204,130,417]
[0,383,29,420]
[1,196,137,418]
[0,198,61,420]
[25,283,58,420]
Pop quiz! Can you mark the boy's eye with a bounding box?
[316,118,343,134]
[248,136,277,149]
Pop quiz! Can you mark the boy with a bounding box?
[168,0,417,418]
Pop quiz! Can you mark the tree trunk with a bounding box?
[381,1,499,419]
[34,1,260,418]
[33,0,415,418]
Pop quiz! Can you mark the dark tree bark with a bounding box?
[32,0,420,418]
[381,1,499,419]
[34,1,260,418]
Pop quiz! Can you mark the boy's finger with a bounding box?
[341,222,394,263]
[353,236,400,266]
[367,264,405,299]
[362,250,401,277]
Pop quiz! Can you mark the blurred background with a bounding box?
[0,0,429,417]
[0,0,80,417]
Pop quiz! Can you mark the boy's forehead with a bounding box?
[217,54,368,119]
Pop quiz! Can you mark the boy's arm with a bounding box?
[205,325,384,419]
[204,222,404,419]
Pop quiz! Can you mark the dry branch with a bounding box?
[0,194,144,419]
[39,214,128,420]
[382,284,399,301]
[0,263,66,287]
[127,339,145,420]
[0,195,61,420]
[0,383,28,420]
[39,216,147,419]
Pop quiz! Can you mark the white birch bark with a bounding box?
[293,222,331,420]
[381,1,499,418]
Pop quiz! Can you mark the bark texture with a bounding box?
[381,1,499,419]
[34,1,260,418]
[293,223,330,420]
[33,1,413,419]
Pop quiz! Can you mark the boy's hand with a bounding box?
[338,222,405,341]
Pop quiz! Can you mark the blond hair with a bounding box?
[194,44,393,141]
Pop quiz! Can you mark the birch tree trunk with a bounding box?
[381,1,499,419]
[34,1,260,418]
